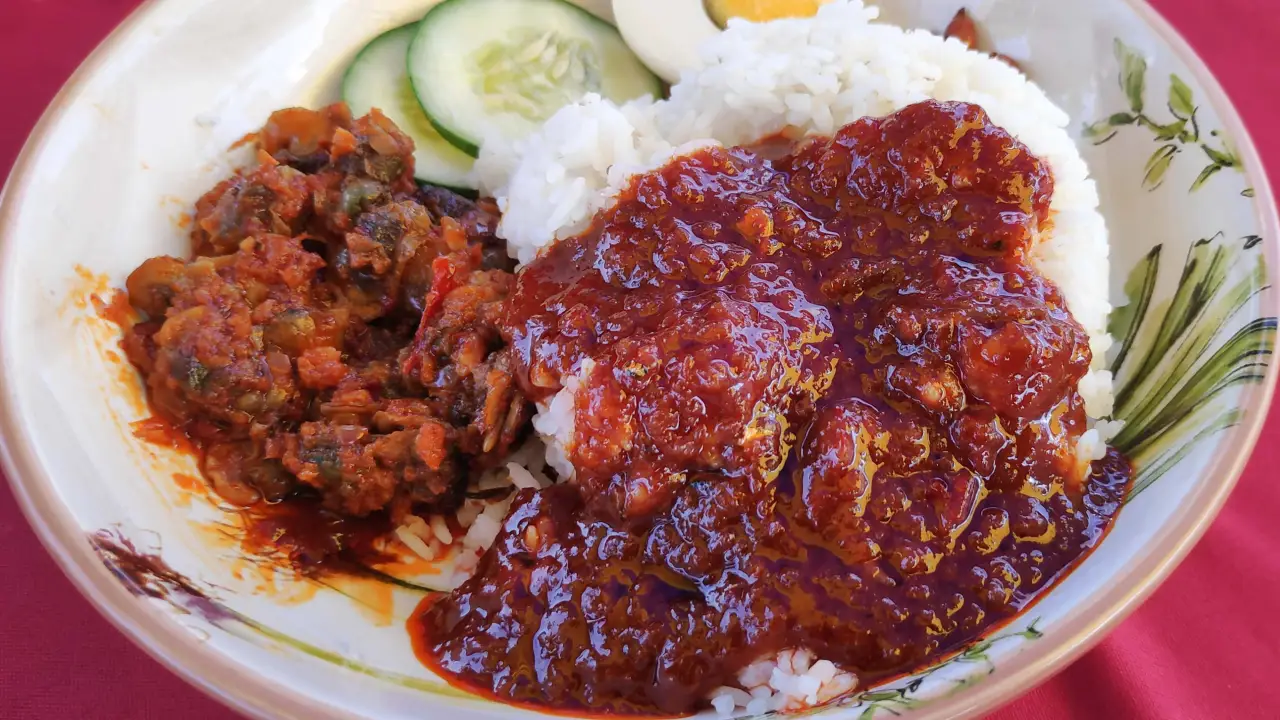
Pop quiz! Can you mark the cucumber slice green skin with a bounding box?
[408,0,664,158]
[342,23,478,191]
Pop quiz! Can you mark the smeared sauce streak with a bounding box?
[90,528,232,623]
[416,101,1132,715]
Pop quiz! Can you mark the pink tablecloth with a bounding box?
[2,1,1278,717]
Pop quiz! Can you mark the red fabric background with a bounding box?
[1,1,1277,718]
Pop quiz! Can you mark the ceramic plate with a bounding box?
[0,1,1275,719]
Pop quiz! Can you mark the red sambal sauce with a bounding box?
[113,103,532,578]
[414,100,1132,715]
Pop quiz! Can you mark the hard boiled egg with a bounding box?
[612,0,827,83]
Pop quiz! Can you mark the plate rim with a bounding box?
[0,1,1275,719]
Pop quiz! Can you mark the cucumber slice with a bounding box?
[342,24,477,191]
[408,0,663,156]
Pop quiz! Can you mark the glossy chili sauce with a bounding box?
[413,100,1131,715]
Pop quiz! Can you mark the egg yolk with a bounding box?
[705,0,828,26]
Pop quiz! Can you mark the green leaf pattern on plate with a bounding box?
[1118,39,1147,113]
[1087,40,1244,192]
[1108,246,1162,373]
[1168,74,1195,119]
[1142,143,1179,189]
[1087,36,1274,503]
[1109,232,1274,499]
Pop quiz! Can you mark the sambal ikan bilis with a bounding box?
[109,1,1132,717]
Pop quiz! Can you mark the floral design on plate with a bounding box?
[1110,232,1274,498]
[1085,39,1249,195]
